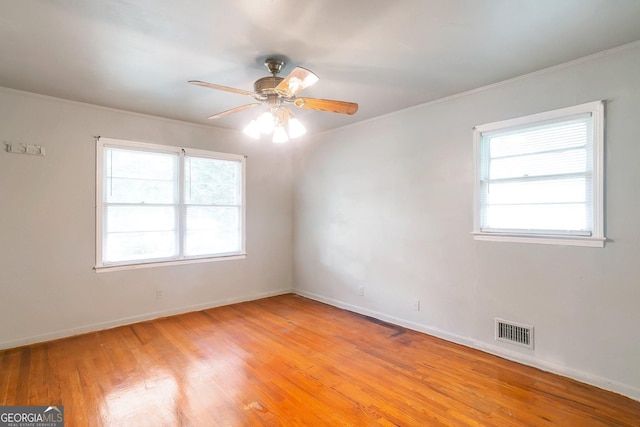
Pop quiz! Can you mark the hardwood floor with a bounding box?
[1,294,639,426]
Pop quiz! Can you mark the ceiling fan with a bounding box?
[189,58,358,142]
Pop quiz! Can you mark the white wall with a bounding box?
[293,42,640,400]
[0,88,294,349]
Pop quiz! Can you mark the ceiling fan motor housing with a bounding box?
[254,76,284,95]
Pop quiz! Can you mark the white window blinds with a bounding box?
[473,101,605,247]
[480,115,593,234]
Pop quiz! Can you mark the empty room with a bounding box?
[1,1,640,425]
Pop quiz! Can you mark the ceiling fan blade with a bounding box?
[294,97,358,115]
[275,67,319,97]
[207,103,262,119]
[188,80,257,97]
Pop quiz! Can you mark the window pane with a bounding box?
[489,149,586,180]
[105,177,176,204]
[184,157,241,205]
[485,178,588,205]
[488,120,589,158]
[105,148,177,204]
[484,204,588,232]
[184,206,241,256]
[105,206,176,232]
[103,205,177,262]
[104,231,177,263]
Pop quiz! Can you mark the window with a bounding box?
[473,101,605,247]
[95,138,246,271]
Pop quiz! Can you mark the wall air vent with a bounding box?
[495,318,534,349]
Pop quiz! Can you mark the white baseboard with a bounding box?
[294,289,640,403]
[0,288,293,351]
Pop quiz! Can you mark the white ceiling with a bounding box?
[2,0,640,135]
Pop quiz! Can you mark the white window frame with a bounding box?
[95,137,246,272]
[472,101,605,247]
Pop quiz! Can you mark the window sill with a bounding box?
[94,254,247,273]
[472,232,606,248]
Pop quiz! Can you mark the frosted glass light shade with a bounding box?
[288,117,306,138]
[272,126,289,143]
[242,120,260,139]
[257,111,275,134]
